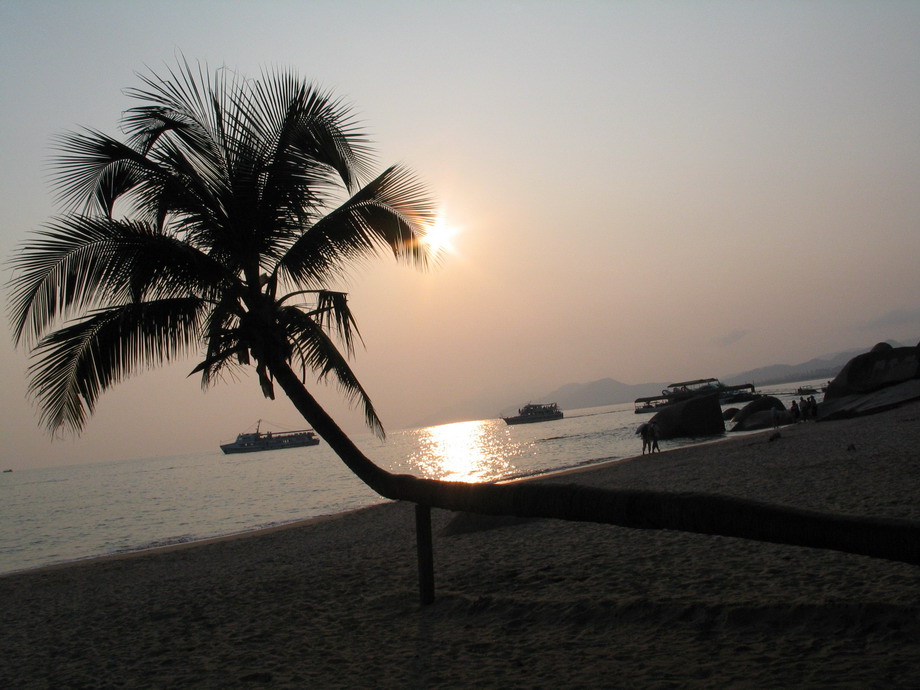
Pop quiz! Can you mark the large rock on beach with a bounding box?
[650,393,725,439]
[734,408,795,431]
[818,343,920,421]
[824,343,920,398]
[730,396,785,431]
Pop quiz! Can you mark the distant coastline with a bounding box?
[417,340,918,429]
[517,340,917,419]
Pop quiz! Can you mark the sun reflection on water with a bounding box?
[409,419,517,483]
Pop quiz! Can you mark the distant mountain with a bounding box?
[539,378,668,411]
[721,350,861,388]
[723,339,912,388]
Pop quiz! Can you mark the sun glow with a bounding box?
[421,214,459,257]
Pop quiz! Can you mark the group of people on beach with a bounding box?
[791,396,818,422]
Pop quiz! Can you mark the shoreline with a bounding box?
[0,503,387,578]
[5,424,770,578]
[3,404,919,687]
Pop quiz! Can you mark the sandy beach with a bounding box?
[3,404,919,688]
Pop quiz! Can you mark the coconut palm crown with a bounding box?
[9,61,435,438]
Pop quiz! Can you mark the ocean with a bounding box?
[0,381,824,575]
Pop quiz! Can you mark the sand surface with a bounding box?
[3,405,919,688]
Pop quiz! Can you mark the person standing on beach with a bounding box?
[639,421,660,454]
[649,421,660,453]
[637,423,651,454]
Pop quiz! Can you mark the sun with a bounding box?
[421,214,459,256]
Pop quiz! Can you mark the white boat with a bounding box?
[220,420,320,454]
[502,402,564,425]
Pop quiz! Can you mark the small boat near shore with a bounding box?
[502,402,564,425]
[220,420,320,454]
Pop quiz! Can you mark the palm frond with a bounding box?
[140,137,229,238]
[239,76,369,262]
[53,125,220,234]
[52,130,158,215]
[250,70,374,192]
[122,105,208,157]
[9,216,136,346]
[347,164,436,263]
[282,308,383,437]
[276,289,362,356]
[312,291,362,355]
[190,295,247,388]
[124,57,224,150]
[28,298,204,433]
[119,62,244,246]
[276,164,436,287]
[8,216,230,347]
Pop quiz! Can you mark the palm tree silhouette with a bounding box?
[8,61,917,603]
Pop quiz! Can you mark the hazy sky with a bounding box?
[2,1,919,468]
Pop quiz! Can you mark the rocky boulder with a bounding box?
[730,396,787,431]
[824,343,920,399]
[650,393,725,439]
[818,343,920,421]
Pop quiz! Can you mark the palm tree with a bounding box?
[8,61,918,604]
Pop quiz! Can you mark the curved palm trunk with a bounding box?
[268,359,920,567]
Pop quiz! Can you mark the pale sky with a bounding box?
[2,1,919,468]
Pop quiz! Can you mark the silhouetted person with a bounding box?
[649,421,660,452]
[637,423,651,454]
[639,421,660,454]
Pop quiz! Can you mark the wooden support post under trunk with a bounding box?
[415,504,435,606]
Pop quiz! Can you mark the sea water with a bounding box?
[0,381,825,575]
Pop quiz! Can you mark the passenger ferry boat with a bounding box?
[220,420,320,454]
[502,402,564,425]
